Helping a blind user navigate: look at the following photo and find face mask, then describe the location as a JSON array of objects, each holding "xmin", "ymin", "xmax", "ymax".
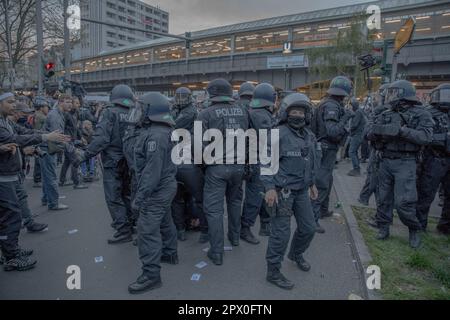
[{"xmin": 287, "ymin": 116, "xmax": 306, "ymax": 130}]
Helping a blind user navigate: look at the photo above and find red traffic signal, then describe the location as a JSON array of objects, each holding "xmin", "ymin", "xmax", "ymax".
[{"xmin": 45, "ymin": 62, "xmax": 55, "ymax": 71}]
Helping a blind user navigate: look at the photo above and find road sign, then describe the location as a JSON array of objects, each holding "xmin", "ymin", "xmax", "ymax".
[
  {"xmin": 394, "ymin": 17, "xmax": 416, "ymax": 54},
  {"xmin": 267, "ymin": 55, "xmax": 306, "ymax": 69}
]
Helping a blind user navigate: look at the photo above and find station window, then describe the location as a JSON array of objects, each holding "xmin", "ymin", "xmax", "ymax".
[
  {"xmin": 293, "ymin": 25, "xmax": 337, "ymax": 48},
  {"xmin": 190, "ymin": 37, "xmax": 232, "ymax": 57},
  {"xmin": 436, "ymin": 10, "xmax": 450, "ymax": 36},
  {"xmin": 103, "ymin": 54, "xmax": 126, "ymax": 69},
  {"xmin": 154, "ymin": 44, "xmax": 186, "ymax": 62},
  {"xmin": 125, "ymin": 50, "xmax": 152, "ymax": 65},
  {"xmin": 235, "ymin": 29, "xmax": 288, "ymax": 53}
]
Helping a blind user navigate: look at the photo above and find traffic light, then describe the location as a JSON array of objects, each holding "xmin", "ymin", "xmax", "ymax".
[{"xmin": 44, "ymin": 61, "xmax": 55, "ymax": 80}]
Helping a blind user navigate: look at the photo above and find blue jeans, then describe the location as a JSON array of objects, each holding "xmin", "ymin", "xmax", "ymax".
[
  {"xmin": 40, "ymin": 153, "xmax": 59, "ymax": 208},
  {"xmin": 81, "ymin": 158, "xmax": 95, "ymax": 176},
  {"xmin": 349, "ymin": 135, "xmax": 363, "ymax": 170}
]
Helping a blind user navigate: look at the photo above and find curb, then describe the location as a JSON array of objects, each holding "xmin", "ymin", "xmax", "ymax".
[{"xmin": 332, "ymin": 172, "xmax": 381, "ymax": 300}]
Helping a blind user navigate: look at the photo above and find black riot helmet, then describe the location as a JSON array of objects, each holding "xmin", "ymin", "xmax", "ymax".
[
  {"xmin": 135, "ymin": 92, "xmax": 175, "ymax": 126},
  {"xmin": 430, "ymin": 83, "xmax": 450, "ymax": 111},
  {"xmin": 33, "ymin": 96, "xmax": 49, "ymax": 110},
  {"xmin": 206, "ymin": 78, "xmax": 234, "ymax": 104},
  {"xmin": 327, "ymin": 76, "xmax": 353, "ymax": 97},
  {"xmin": 110, "ymin": 84, "xmax": 135, "ymax": 108},
  {"xmin": 238, "ymin": 82, "xmax": 256, "ymax": 98},
  {"xmin": 249, "ymin": 83, "xmax": 277, "ymax": 109},
  {"xmin": 279, "ymin": 93, "xmax": 313, "ymax": 124},
  {"xmin": 174, "ymin": 87, "xmax": 192, "ymax": 108},
  {"xmin": 350, "ymin": 97, "xmax": 359, "ymax": 111},
  {"xmin": 386, "ymin": 80, "xmax": 419, "ymax": 109},
  {"xmin": 377, "ymin": 83, "xmax": 390, "ymax": 105}
]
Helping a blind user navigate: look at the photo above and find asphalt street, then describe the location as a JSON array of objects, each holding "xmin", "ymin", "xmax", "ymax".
[{"xmin": 0, "ymin": 166, "xmax": 365, "ymax": 300}]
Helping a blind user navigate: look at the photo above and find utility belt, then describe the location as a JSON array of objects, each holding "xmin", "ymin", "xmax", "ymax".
[
  {"xmin": 318, "ymin": 140, "xmax": 339, "ymax": 151},
  {"xmin": 265, "ymin": 187, "xmax": 306, "ymax": 218},
  {"xmin": 381, "ymin": 150, "xmax": 417, "ymax": 160}
]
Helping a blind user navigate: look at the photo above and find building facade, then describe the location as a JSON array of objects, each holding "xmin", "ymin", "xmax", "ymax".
[
  {"xmin": 70, "ymin": 0, "xmax": 450, "ymax": 96},
  {"xmin": 80, "ymin": 0, "xmax": 169, "ymax": 58}
]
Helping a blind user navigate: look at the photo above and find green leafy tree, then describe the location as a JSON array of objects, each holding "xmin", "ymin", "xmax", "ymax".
[{"xmin": 306, "ymin": 14, "xmax": 374, "ymax": 98}]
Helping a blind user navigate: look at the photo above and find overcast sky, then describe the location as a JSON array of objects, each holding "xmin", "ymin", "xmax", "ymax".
[{"xmin": 144, "ymin": 0, "xmax": 373, "ymax": 34}]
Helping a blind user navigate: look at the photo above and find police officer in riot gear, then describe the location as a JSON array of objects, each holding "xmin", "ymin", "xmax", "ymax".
[
  {"xmin": 416, "ymin": 83, "xmax": 450, "ymax": 234},
  {"xmin": 311, "ymin": 76, "xmax": 354, "ymax": 233},
  {"xmin": 240, "ymin": 83, "xmax": 276, "ymax": 244},
  {"xmin": 262, "ymin": 93, "xmax": 319, "ymax": 290},
  {"xmin": 198, "ymin": 78, "xmax": 249, "ymax": 266},
  {"xmin": 128, "ymin": 92, "xmax": 178, "ymax": 294},
  {"xmin": 78, "ymin": 84, "xmax": 135, "ymax": 244},
  {"xmin": 123, "ymin": 103, "xmax": 145, "ymax": 242},
  {"xmin": 359, "ymin": 83, "xmax": 389, "ymax": 207},
  {"xmin": 347, "ymin": 98, "xmax": 366, "ymax": 176},
  {"xmin": 171, "ymin": 87, "xmax": 208, "ymax": 243},
  {"xmin": 237, "ymin": 82, "xmax": 256, "ymax": 108},
  {"xmin": 367, "ymin": 80, "xmax": 433, "ymax": 248}
]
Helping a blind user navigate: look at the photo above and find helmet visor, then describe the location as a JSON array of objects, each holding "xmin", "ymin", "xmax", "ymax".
[
  {"xmin": 386, "ymin": 87, "xmax": 405, "ymax": 103},
  {"xmin": 431, "ymin": 88, "xmax": 450, "ymax": 106},
  {"xmin": 175, "ymin": 93, "xmax": 191, "ymax": 106}
]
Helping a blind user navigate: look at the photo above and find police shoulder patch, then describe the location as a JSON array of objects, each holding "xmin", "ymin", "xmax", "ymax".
[{"xmin": 147, "ymin": 140, "xmax": 157, "ymax": 153}]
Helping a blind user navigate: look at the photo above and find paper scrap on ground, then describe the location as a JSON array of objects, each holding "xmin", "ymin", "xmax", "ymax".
[
  {"xmin": 348, "ymin": 293, "xmax": 364, "ymax": 300},
  {"xmin": 68, "ymin": 229, "xmax": 78, "ymax": 234},
  {"xmin": 94, "ymin": 256, "xmax": 103, "ymax": 263},
  {"xmin": 202, "ymin": 247, "xmax": 209, "ymax": 252},
  {"xmin": 191, "ymin": 274, "xmax": 201, "ymax": 281},
  {"xmin": 195, "ymin": 261, "xmax": 208, "ymax": 269}
]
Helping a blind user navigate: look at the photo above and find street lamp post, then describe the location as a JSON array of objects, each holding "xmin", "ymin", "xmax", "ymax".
[{"xmin": 36, "ymin": 0, "xmax": 44, "ymax": 95}]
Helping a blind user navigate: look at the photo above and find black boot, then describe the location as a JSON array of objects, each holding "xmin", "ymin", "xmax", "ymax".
[
  {"xmin": 0, "ymin": 248, "xmax": 33, "ymax": 265},
  {"xmin": 161, "ymin": 253, "xmax": 179, "ymax": 265},
  {"xmin": 320, "ymin": 210, "xmax": 333, "ymax": 219},
  {"xmin": 288, "ymin": 252, "xmax": 311, "ymax": 272},
  {"xmin": 358, "ymin": 197, "xmax": 369, "ymax": 206},
  {"xmin": 26, "ymin": 222, "xmax": 48, "ymax": 233},
  {"xmin": 409, "ymin": 229, "xmax": 421, "ymax": 249},
  {"xmin": 108, "ymin": 232, "xmax": 132, "ymax": 244},
  {"xmin": 376, "ymin": 226, "xmax": 390, "ymax": 240},
  {"xmin": 259, "ymin": 223, "xmax": 271, "ymax": 236},
  {"xmin": 227, "ymin": 233, "xmax": 239, "ymax": 246},
  {"xmin": 347, "ymin": 168, "xmax": 361, "ymax": 176},
  {"xmin": 207, "ymin": 250, "xmax": 223, "ymax": 266},
  {"xmin": 366, "ymin": 215, "xmax": 378, "ymax": 228},
  {"xmin": 3, "ymin": 256, "xmax": 37, "ymax": 272},
  {"xmin": 315, "ymin": 221, "xmax": 325, "ymax": 234},
  {"xmin": 240, "ymin": 227, "xmax": 259, "ymax": 245},
  {"xmin": 128, "ymin": 274, "xmax": 162, "ymax": 294},
  {"xmin": 266, "ymin": 266, "xmax": 294, "ymax": 290},
  {"xmin": 73, "ymin": 184, "xmax": 89, "ymax": 190}
]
